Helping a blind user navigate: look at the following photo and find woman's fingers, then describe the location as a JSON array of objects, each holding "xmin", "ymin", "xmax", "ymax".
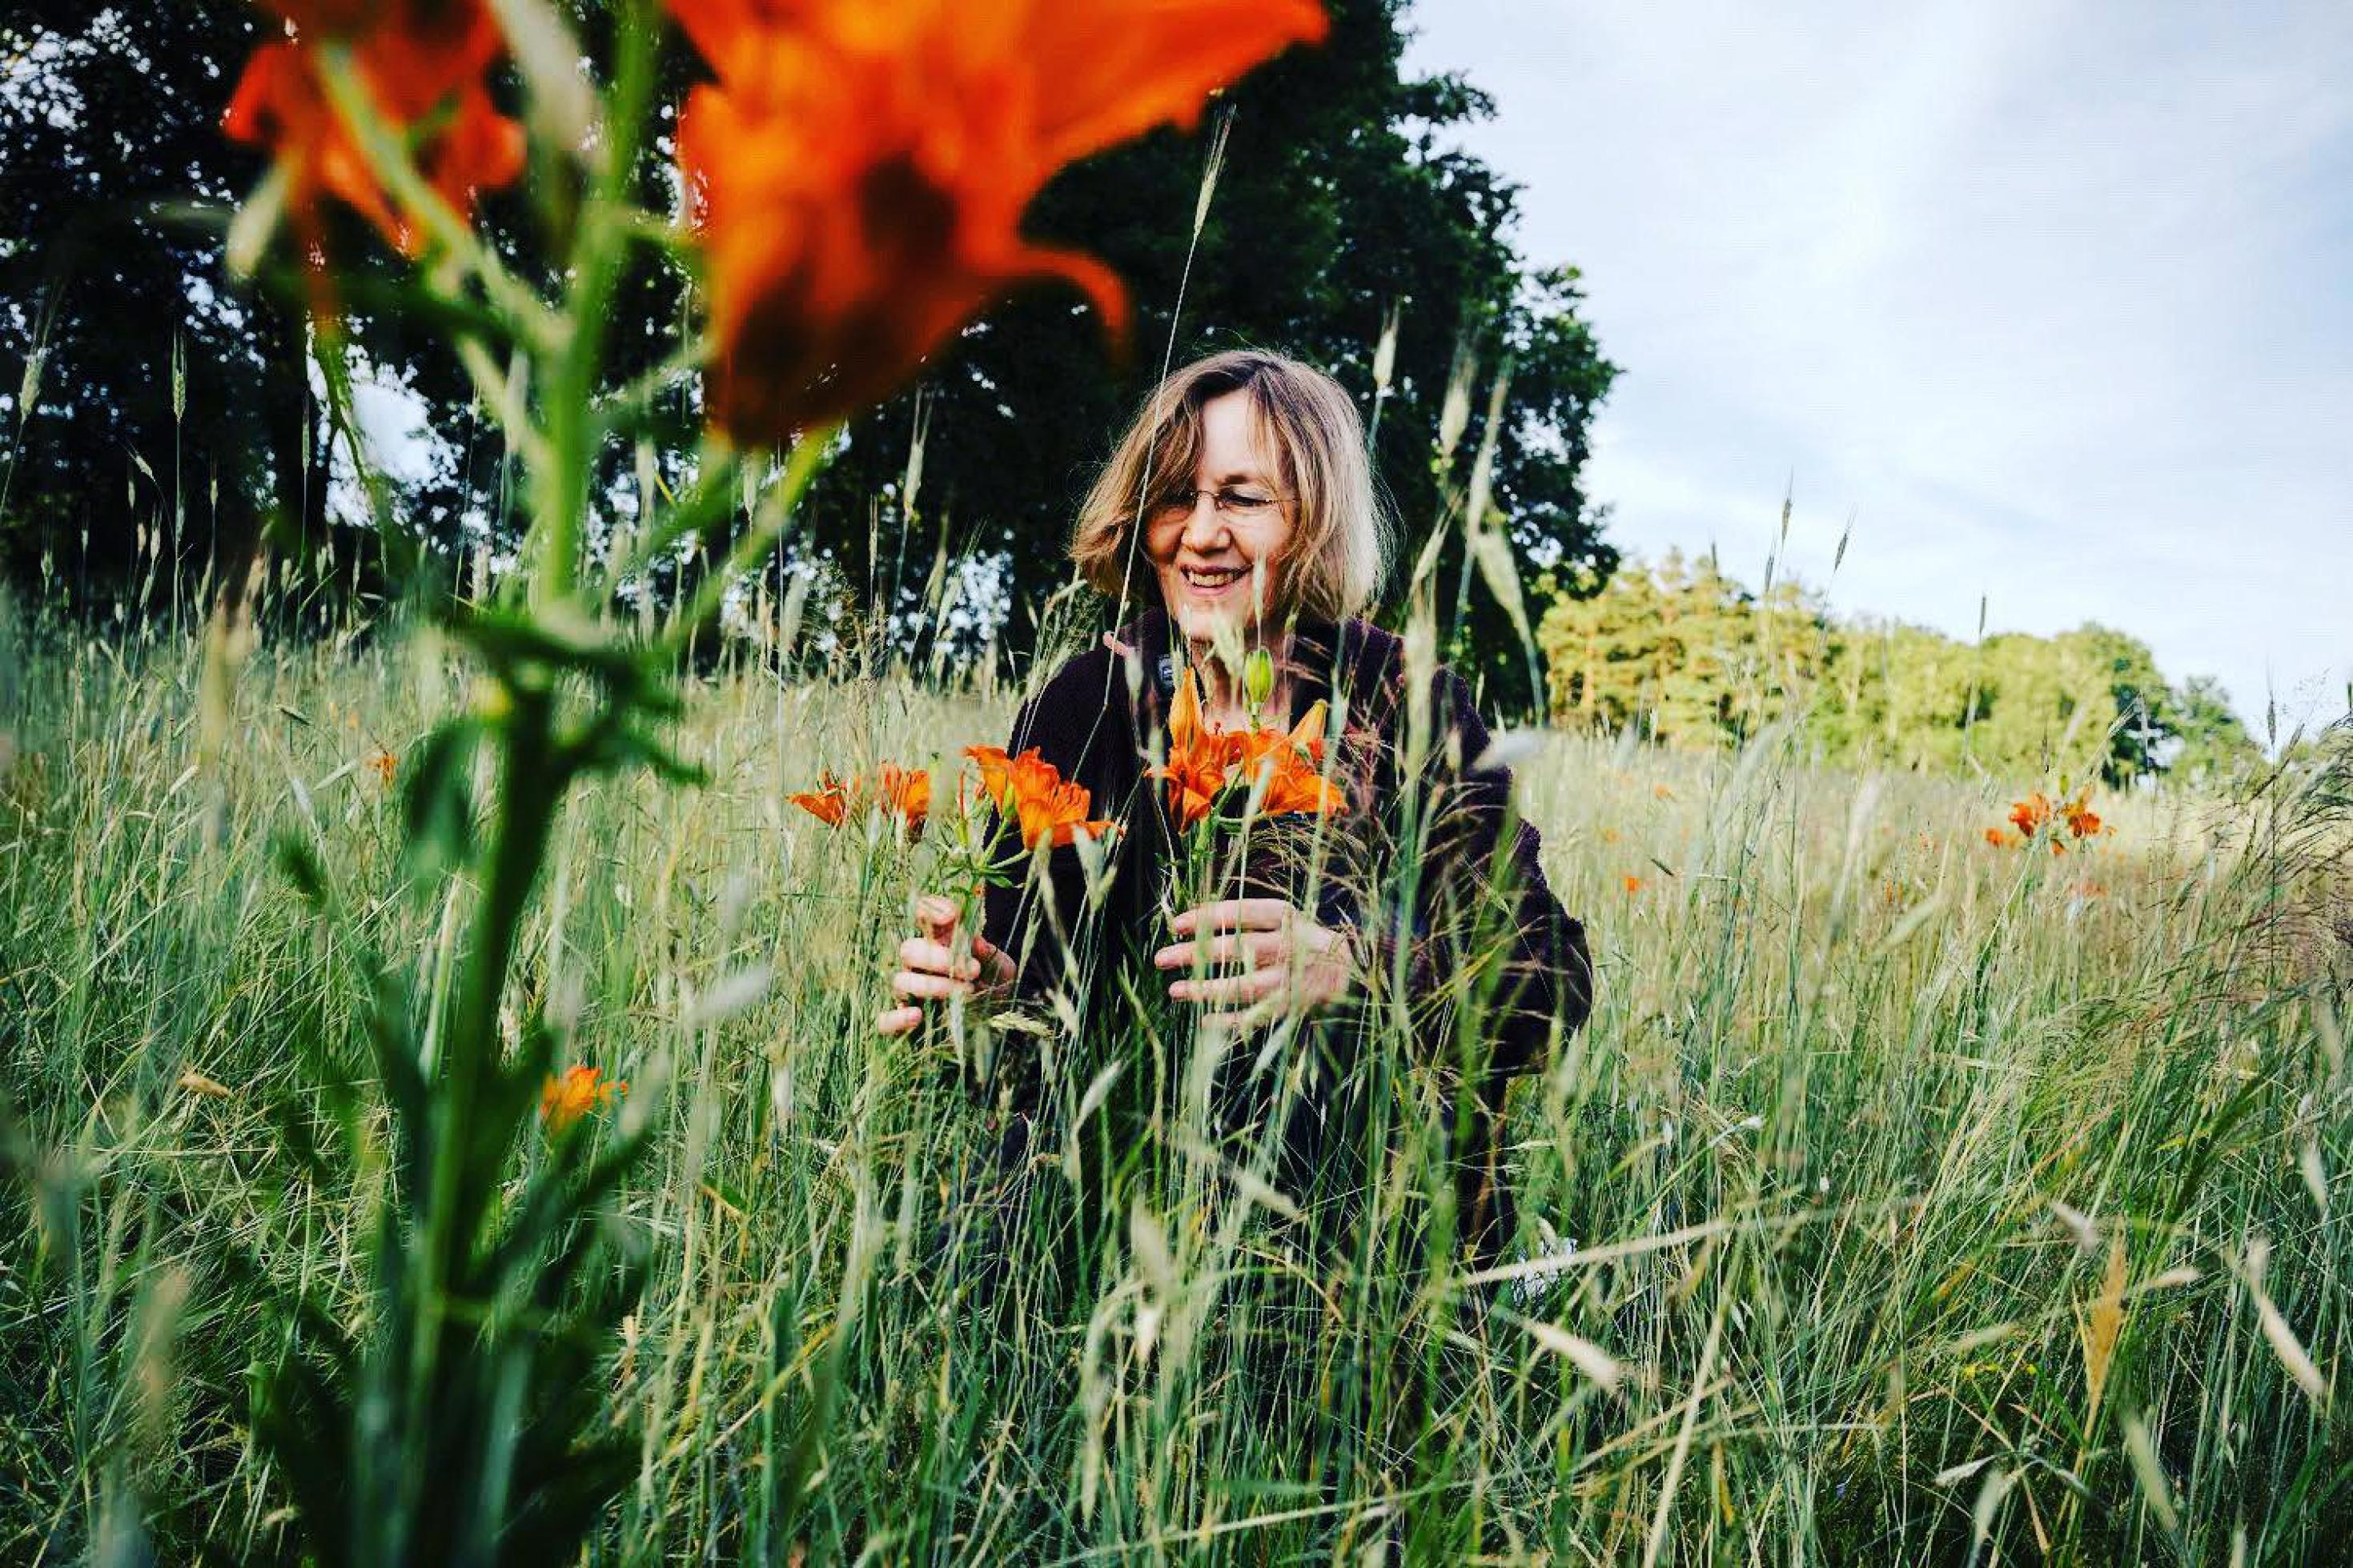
[
  {"xmin": 874, "ymin": 1005, "xmax": 924, "ymax": 1037},
  {"xmin": 1169, "ymin": 968, "xmax": 1283, "ymax": 1005},
  {"xmin": 1152, "ymin": 930, "xmax": 1285, "ymax": 970},
  {"xmin": 891, "ymin": 968, "xmax": 973, "ymax": 1002},
  {"xmin": 1170, "ymin": 897, "xmax": 1295, "ymax": 936},
  {"xmin": 898, "ymin": 934, "xmax": 982, "ymax": 981}
]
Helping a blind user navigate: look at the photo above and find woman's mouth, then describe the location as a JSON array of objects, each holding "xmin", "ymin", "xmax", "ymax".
[{"xmin": 1181, "ymin": 563, "xmax": 1249, "ymax": 596}]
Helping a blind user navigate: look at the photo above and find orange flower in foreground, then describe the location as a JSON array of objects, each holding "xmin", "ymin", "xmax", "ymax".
[
  {"xmin": 540, "ymin": 1064, "xmax": 627, "ymax": 1134},
  {"xmin": 965, "ymin": 745, "xmax": 1114, "ymax": 849},
  {"xmin": 669, "ymin": 0, "xmax": 1327, "ymax": 443},
  {"xmin": 223, "ymin": 0, "xmax": 523, "ymax": 263},
  {"xmin": 1152, "ymin": 667, "xmax": 1341, "ymax": 829},
  {"xmin": 364, "ymin": 746, "xmax": 397, "ymax": 785}
]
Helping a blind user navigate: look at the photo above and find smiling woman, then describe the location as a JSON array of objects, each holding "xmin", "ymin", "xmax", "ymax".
[{"xmin": 881, "ymin": 349, "xmax": 1593, "ymax": 1277}]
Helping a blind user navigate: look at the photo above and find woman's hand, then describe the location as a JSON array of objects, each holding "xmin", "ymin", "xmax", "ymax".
[
  {"xmin": 875, "ymin": 892, "xmax": 1017, "ymax": 1037},
  {"xmin": 1154, "ymin": 896, "xmax": 1355, "ymax": 1030}
]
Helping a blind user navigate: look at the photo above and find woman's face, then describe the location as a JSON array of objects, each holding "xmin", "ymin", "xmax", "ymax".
[{"xmin": 1146, "ymin": 390, "xmax": 1295, "ymax": 646}]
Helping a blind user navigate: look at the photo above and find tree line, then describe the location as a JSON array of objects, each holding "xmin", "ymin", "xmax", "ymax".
[{"xmin": 1537, "ymin": 550, "xmax": 2264, "ymax": 786}]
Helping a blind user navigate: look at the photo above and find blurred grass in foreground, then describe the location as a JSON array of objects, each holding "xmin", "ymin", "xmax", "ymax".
[{"xmin": 2, "ymin": 590, "xmax": 2347, "ymax": 1563}]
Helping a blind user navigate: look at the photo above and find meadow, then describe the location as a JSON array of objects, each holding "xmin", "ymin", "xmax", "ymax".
[{"xmin": 3, "ymin": 586, "xmax": 2347, "ymax": 1564}]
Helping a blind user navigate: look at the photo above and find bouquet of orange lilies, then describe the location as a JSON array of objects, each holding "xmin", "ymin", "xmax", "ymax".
[
  {"xmin": 1154, "ymin": 662, "xmax": 1348, "ymax": 832},
  {"xmin": 1148, "ymin": 659, "xmax": 1350, "ymax": 944}
]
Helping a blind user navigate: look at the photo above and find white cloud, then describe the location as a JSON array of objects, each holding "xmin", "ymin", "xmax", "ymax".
[{"xmin": 1406, "ymin": 0, "xmax": 2353, "ymax": 736}]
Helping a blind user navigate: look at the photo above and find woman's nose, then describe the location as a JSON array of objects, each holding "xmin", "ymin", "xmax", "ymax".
[{"xmin": 1179, "ymin": 492, "xmax": 1229, "ymax": 551}]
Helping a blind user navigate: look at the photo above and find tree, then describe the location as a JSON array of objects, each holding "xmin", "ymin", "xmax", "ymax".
[
  {"xmin": 3, "ymin": 0, "xmax": 1617, "ymax": 698},
  {"xmin": 1540, "ymin": 553, "xmax": 2260, "ymax": 787}
]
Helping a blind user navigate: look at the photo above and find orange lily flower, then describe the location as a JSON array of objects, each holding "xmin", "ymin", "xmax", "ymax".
[
  {"xmin": 540, "ymin": 1064, "xmax": 627, "ymax": 1134},
  {"xmin": 1620, "ymin": 874, "xmax": 1644, "ymax": 895},
  {"xmin": 2063, "ymin": 791, "xmax": 2102, "ymax": 840},
  {"xmin": 788, "ymin": 769, "xmax": 853, "ymax": 826},
  {"xmin": 789, "ymin": 764, "xmax": 932, "ymax": 833},
  {"xmin": 223, "ymin": 0, "xmax": 523, "ymax": 264},
  {"xmin": 965, "ymin": 745, "xmax": 1115, "ymax": 849},
  {"xmin": 364, "ymin": 746, "xmax": 398, "ymax": 785},
  {"xmin": 875, "ymin": 764, "xmax": 932, "ymax": 827},
  {"xmin": 669, "ymin": 0, "xmax": 1327, "ymax": 443},
  {"xmin": 1153, "ymin": 666, "xmax": 1341, "ymax": 829},
  {"xmin": 2007, "ymin": 792, "xmax": 2053, "ymax": 836},
  {"xmin": 1983, "ymin": 827, "xmax": 2015, "ymax": 848}
]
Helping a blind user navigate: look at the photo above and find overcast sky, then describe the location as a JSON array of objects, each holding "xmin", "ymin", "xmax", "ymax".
[{"xmin": 1403, "ymin": 0, "xmax": 2351, "ymax": 739}]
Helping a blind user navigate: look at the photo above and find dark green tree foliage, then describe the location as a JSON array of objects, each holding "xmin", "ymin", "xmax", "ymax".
[
  {"xmin": 0, "ymin": 5, "xmax": 707, "ymax": 621},
  {"xmin": 2, "ymin": 0, "xmax": 1616, "ymax": 698},
  {"xmin": 0, "ymin": 2, "xmax": 316, "ymax": 599},
  {"xmin": 1539, "ymin": 554, "xmax": 2266, "ymax": 785}
]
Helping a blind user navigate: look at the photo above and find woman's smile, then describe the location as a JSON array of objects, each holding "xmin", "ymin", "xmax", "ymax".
[{"xmin": 1178, "ymin": 561, "xmax": 1251, "ymax": 596}]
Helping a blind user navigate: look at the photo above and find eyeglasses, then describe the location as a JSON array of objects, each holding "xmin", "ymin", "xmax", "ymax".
[{"xmin": 1149, "ymin": 486, "xmax": 1291, "ymax": 524}]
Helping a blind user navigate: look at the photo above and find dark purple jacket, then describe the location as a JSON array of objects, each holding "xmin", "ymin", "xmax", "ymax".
[{"xmin": 978, "ymin": 607, "xmax": 1592, "ymax": 1264}]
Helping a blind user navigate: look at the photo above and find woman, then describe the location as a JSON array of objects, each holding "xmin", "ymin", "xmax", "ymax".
[{"xmin": 878, "ymin": 348, "xmax": 1592, "ymax": 1273}]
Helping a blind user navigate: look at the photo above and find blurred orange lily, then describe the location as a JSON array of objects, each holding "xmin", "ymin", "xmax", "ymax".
[
  {"xmin": 669, "ymin": 0, "xmax": 1327, "ymax": 443},
  {"xmin": 788, "ymin": 769, "xmax": 853, "ymax": 826},
  {"xmin": 2063, "ymin": 791, "xmax": 2103, "ymax": 840},
  {"xmin": 1620, "ymin": 874, "xmax": 1645, "ymax": 895},
  {"xmin": 789, "ymin": 764, "xmax": 931, "ymax": 833},
  {"xmin": 2007, "ymin": 792, "xmax": 2054, "ymax": 836},
  {"xmin": 965, "ymin": 745, "xmax": 1114, "ymax": 849},
  {"xmin": 223, "ymin": 0, "xmax": 523, "ymax": 264},
  {"xmin": 540, "ymin": 1064, "xmax": 626, "ymax": 1134}
]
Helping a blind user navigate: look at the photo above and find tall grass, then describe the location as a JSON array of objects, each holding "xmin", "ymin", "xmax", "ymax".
[{"xmin": 3, "ymin": 587, "xmax": 2347, "ymax": 1562}]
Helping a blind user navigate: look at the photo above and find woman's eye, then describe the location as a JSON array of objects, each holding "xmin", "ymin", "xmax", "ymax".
[{"xmin": 1224, "ymin": 491, "xmax": 1273, "ymax": 511}]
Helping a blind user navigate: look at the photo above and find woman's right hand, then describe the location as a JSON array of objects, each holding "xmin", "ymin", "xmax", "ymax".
[{"xmin": 875, "ymin": 892, "xmax": 1018, "ymax": 1037}]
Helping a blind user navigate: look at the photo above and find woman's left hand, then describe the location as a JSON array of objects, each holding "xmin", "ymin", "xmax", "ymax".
[{"xmin": 1154, "ymin": 897, "xmax": 1355, "ymax": 1029}]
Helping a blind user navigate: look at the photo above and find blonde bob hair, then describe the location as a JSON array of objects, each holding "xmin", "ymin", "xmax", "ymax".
[{"xmin": 1070, "ymin": 349, "xmax": 1389, "ymax": 622}]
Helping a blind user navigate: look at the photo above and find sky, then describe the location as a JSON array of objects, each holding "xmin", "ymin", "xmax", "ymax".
[{"xmin": 1403, "ymin": 0, "xmax": 2351, "ymax": 740}]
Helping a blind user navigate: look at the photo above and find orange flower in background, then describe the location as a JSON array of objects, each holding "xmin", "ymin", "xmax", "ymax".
[
  {"xmin": 1620, "ymin": 875, "xmax": 1645, "ymax": 895},
  {"xmin": 2063, "ymin": 791, "xmax": 2103, "ymax": 840},
  {"xmin": 2007, "ymin": 791, "xmax": 2054, "ymax": 837},
  {"xmin": 364, "ymin": 746, "xmax": 398, "ymax": 785},
  {"xmin": 1984, "ymin": 827, "xmax": 2015, "ymax": 848},
  {"xmin": 789, "ymin": 765, "xmax": 932, "ymax": 833},
  {"xmin": 669, "ymin": 0, "xmax": 1327, "ymax": 443},
  {"xmin": 224, "ymin": 0, "xmax": 523, "ymax": 263},
  {"xmin": 965, "ymin": 745, "xmax": 1114, "ymax": 849},
  {"xmin": 540, "ymin": 1064, "xmax": 627, "ymax": 1134},
  {"xmin": 788, "ymin": 769, "xmax": 853, "ymax": 826},
  {"xmin": 874, "ymin": 764, "xmax": 932, "ymax": 827}
]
